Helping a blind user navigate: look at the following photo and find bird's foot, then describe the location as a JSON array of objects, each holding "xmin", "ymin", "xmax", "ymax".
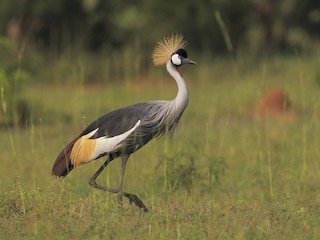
[{"xmin": 117, "ymin": 192, "xmax": 149, "ymax": 212}]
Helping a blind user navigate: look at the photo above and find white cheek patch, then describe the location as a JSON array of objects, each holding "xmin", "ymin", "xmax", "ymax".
[
  {"xmin": 171, "ymin": 54, "xmax": 181, "ymax": 66},
  {"xmin": 90, "ymin": 120, "xmax": 141, "ymax": 160}
]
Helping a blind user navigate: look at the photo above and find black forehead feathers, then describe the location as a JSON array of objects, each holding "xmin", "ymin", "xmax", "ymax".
[{"xmin": 176, "ymin": 49, "xmax": 188, "ymax": 58}]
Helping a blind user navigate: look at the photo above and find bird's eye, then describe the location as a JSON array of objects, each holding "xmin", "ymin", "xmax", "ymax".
[{"xmin": 171, "ymin": 53, "xmax": 182, "ymax": 66}]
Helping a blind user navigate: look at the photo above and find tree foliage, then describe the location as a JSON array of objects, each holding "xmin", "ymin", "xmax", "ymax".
[{"xmin": 0, "ymin": 0, "xmax": 319, "ymax": 55}]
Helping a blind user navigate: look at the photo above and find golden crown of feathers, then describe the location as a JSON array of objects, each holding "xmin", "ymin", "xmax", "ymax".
[{"xmin": 152, "ymin": 34, "xmax": 187, "ymax": 66}]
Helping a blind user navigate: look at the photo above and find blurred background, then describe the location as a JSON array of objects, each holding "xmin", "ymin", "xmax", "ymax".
[
  {"xmin": 1, "ymin": 0, "xmax": 320, "ymax": 54},
  {"xmin": 0, "ymin": 0, "xmax": 320, "ymax": 126}
]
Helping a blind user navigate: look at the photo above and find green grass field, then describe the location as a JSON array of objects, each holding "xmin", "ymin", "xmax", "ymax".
[{"xmin": 1, "ymin": 54, "xmax": 320, "ymax": 239}]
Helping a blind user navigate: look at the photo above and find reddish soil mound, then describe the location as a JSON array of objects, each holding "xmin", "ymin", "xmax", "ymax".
[{"xmin": 249, "ymin": 88, "xmax": 298, "ymax": 120}]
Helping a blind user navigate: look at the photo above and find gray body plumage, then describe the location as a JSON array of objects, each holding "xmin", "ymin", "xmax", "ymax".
[{"xmin": 82, "ymin": 99, "xmax": 187, "ymax": 158}]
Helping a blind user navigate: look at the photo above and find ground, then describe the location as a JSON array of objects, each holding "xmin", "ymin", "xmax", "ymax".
[{"xmin": 1, "ymin": 55, "xmax": 320, "ymax": 239}]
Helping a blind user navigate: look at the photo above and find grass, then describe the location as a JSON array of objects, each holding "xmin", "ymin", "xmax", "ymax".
[{"xmin": 1, "ymin": 53, "xmax": 320, "ymax": 239}]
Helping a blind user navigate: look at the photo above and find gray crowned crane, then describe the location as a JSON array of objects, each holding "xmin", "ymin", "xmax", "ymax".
[{"xmin": 52, "ymin": 34, "xmax": 196, "ymax": 212}]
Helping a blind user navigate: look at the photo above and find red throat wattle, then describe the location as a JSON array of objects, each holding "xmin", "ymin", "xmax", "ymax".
[{"xmin": 176, "ymin": 67, "xmax": 181, "ymax": 75}]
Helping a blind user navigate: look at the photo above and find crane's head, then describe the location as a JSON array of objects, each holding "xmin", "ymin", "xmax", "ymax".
[
  {"xmin": 152, "ymin": 34, "xmax": 196, "ymax": 67},
  {"xmin": 171, "ymin": 48, "xmax": 196, "ymax": 66}
]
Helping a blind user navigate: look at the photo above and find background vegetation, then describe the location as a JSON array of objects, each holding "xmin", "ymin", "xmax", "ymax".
[{"xmin": 1, "ymin": 0, "xmax": 320, "ymax": 239}]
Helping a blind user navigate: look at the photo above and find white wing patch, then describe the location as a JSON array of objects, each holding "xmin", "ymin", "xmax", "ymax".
[{"xmin": 89, "ymin": 120, "xmax": 141, "ymax": 161}]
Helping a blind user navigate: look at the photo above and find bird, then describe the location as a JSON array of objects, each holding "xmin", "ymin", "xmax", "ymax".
[{"xmin": 52, "ymin": 34, "xmax": 196, "ymax": 212}]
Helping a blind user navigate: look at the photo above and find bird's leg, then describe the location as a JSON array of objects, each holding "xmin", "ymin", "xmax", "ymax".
[
  {"xmin": 116, "ymin": 155, "xmax": 149, "ymax": 212},
  {"xmin": 89, "ymin": 154, "xmax": 149, "ymax": 212},
  {"xmin": 116, "ymin": 155, "xmax": 129, "ymax": 204},
  {"xmin": 88, "ymin": 155, "xmax": 119, "ymax": 193}
]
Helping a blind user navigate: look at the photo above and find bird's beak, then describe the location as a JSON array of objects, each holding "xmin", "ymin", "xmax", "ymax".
[{"xmin": 182, "ymin": 57, "xmax": 196, "ymax": 65}]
